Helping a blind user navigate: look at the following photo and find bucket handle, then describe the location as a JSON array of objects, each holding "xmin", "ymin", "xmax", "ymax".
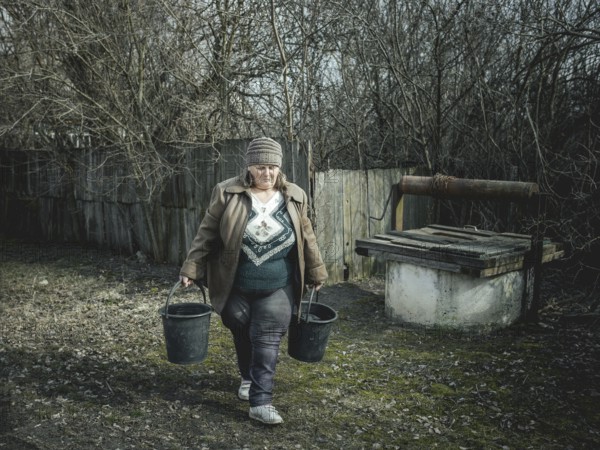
[
  {"xmin": 302, "ymin": 287, "xmax": 318, "ymax": 323},
  {"xmin": 165, "ymin": 281, "xmax": 207, "ymax": 319}
]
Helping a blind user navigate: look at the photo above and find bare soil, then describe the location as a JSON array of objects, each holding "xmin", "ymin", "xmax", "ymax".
[{"xmin": 1, "ymin": 239, "xmax": 599, "ymax": 449}]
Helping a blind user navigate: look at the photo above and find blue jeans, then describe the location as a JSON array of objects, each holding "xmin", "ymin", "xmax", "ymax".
[{"xmin": 220, "ymin": 285, "xmax": 293, "ymax": 407}]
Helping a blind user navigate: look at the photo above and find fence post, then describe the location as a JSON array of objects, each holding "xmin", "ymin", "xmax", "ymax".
[{"xmin": 525, "ymin": 193, "xmax": 546, "ymax": 323}]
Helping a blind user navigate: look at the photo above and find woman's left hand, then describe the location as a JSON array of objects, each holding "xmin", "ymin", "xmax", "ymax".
[{"xmin": 310, "ymin": 282, "xmax": 324, "ymax": 292}]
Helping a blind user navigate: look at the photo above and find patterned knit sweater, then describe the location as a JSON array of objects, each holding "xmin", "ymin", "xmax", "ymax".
[{"xmin": 234, "ymin": 191, "xmax": 296, "ymax": 292}]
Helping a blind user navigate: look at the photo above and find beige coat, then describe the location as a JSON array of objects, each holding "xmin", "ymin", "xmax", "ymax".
[{"xmin": 180, "ymin": 176, "xmax": 328, "ymax": 314}]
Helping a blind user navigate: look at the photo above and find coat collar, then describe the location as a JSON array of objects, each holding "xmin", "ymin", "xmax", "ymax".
[{"xmin": 224, "ymin": 177, "xmax": 305, "ymax": 203}]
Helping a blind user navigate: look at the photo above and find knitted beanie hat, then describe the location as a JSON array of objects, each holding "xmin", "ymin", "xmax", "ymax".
[{"xmin": 245, "ymin": 137, "xmax": 283, "ymax": 167}]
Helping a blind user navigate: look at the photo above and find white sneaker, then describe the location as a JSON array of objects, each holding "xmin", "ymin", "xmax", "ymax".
[
  {"xmin": 249, "ymin": 404, "xmax": 283, "ymax": 424},
  {"xmin": 238, "ymin": 380, "xmax": 251, "ymax": 401}
]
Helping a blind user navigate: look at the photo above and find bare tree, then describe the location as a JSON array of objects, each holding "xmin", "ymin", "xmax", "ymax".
[
  {"xmin": 0, "ymin": 0, "xmax": 282, "ymax": 259},
  {"xmin": 1, "ymin": 0, "xmax": 599, "ymax": 284}
]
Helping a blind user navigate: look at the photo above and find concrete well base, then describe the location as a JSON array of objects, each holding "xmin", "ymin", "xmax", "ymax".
[{"xmin": 385, "ymin": 260, "xmax": 525, "ymax": 330}]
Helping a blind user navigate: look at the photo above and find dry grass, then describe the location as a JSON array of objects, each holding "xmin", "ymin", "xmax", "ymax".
[{"xmin": 1, "ymin": 239, "xmax": 599, "ymax": 449}]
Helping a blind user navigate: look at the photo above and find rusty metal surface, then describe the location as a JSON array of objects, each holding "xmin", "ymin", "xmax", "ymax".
[{"xmin": 398, "ymin": 175, "xmax": 539, "ymax": 201}]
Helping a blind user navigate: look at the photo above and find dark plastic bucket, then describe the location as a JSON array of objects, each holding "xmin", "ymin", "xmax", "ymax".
[
  {"xmin": 288, "ymin": 290, "xmax": 337, "ymax": 363},
  {"xmin": 159, "ymin": 281, "xmax": 212, "ymax": 365}
]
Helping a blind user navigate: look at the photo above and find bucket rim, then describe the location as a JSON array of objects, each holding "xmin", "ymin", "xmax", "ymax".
[
  {"xmin": 162, "ymin": 281, "xmax": 210, "ymax": 319},
  {"xmin": 296, "ymin": 300, "xmax": 338, "ymax": 324},
  {"xmin": 159, "ymin": 302, "xmax": 213, "ymax": 319}
]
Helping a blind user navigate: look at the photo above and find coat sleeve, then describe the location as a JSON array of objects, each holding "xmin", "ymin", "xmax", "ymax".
[
  {"xmin": 179, "ymin": 183, "xmax": 228, "ymax": 281},
  {"xmin": 299, "ymin": 190, "xmax": 328, "ymax": 284}
]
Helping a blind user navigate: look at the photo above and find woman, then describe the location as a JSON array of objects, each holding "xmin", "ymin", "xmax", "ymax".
[{"xmin": 179, "ymin": 137, "xmax": 328, "ymax": 425}]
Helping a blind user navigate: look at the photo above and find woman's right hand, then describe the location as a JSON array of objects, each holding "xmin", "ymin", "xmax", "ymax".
[{"xmin": 179, "ymin": 275, "xmax": 194, "ymax": 288}]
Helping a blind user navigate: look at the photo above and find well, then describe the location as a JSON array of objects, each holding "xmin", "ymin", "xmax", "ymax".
[
  {"xmin": 357, "ymin": 224, "xmax": 563, "ymax": 330},
  {"xmin": 355, "ymin": 176, "xmax": 564, "ymax": 331}
]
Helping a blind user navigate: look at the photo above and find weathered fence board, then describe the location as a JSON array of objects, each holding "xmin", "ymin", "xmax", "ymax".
[
  {"xmin": 313, "ymin": 170, "xmax": 345, "ymax": 282},
  {"xmin": 342, "ymin": 171, "xmax": 364, "ymax": 279}
]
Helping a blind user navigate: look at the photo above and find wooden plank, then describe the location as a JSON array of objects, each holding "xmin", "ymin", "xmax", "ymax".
[
  {"xmin": 375, "ymin": 232, "xmax": 559, "ymax": 254},
  {"xmin": 408, "ymin": 229, "xmax": 479, "ymax": 240},
  {"xmin": 498, "ymin": 231, "xmax": 532, "ymax": 240},
  {"xmin": 356, "ymin": 170, "xmax": 370, "ymax": 278},
  {"xmin": 389, "ymin": 235, "xmax": 501, "ymax": 257},
  {"xmin": 342, "ymin": 171, "xmax": 352, "ymax": 280},
  {"xmin": 315, "ymin": 170, "xmax": 345, "ymax": 283},
  {"xmin": 366, "ymin": 169, "xmax": 384, "ymax": 274},
  {"xmin": 392, "ymin": 233, "xmax": 466, "ymax": 246},
  {"xmin": 375, "ymin": 234, "xmax": 462, "ymax": 250},
  {"xmin": 356, "ymin": 237, "xmax": 489, "ymax": 269},
  {"xmin": 366, "ymin": 169, "xmax": 384, "ymax": 236},
  {"xmin": 386, "ymin": 229, "xmax": 533, "ymax": 258},
  {"xmin": 387, "ymin": 225, "xmax": 496, "ymax": 244},
  {"xmin": 373, "ymin": 234, "xmax": 396, "ymax": 241},
  {"xmin": 438, "ymin": 238, "xmax": 526, "ymax": 259},
  {"xmin": 358, "ymin": 248, "xmax": 464, "ymax": 273},
  {"xmin": 424, "ymin": 224, "xmax": 497, "ymax": 237},
  {"xmin": 358, "ymin": 242, "xmax": 564, "ymax": 278},
  {"xmin": 438, "ymin": 238, "xmax": 530, "ymax": 257},
  {"xmin": 344, "ymin": 170, "xmax": 369, "ymax": 280},
  {"xmin": 355, "ymin": 235, "xmax": 561, "ymax": 271},
  {"xmin": 479, "ymin": 250, "xmax": 565, "ymax": 277}
]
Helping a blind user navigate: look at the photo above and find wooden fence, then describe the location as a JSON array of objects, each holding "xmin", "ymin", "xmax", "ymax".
[
  {"xmin": 0, "ymin": 141, "xmax": 308, "ymax": 263},
  {"xmin": 0, "ymin": 144, "xmax": 429, "ymax": 282},
  {"xmin": 313, "ymin": 168, "xmax": 429, "ymax": 282}
]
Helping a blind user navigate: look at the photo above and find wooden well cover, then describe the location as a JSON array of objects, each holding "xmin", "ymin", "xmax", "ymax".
[{"xmin": 355, "ymin": 224, "xmax": 563, "ymax": 278}]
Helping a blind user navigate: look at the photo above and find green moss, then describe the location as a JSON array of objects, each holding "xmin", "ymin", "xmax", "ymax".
[{"xmin": 429, "ymin": 383, "xmax": 456, "ymax": 396}]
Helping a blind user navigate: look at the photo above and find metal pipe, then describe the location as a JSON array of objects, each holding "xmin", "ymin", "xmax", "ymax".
[{"xmin": 398, "ymin": 175, "xmax": 539, "ymax": 201}]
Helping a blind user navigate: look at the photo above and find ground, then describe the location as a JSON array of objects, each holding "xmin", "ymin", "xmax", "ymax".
[{"xmin": 0, "ymin": 239, "xmax": 599, "ymax": 450}]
